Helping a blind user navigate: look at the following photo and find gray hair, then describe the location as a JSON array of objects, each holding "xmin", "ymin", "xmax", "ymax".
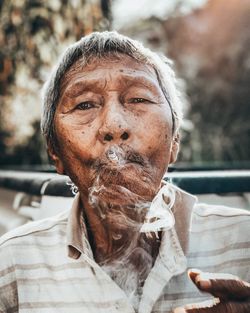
[{"xmin": 41, "ymin": 31, "xmax": 183, "ymax": 147}]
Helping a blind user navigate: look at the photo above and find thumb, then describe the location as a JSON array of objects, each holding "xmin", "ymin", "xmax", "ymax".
[{"xmin": 188, "ymin": 269, "xmax": 250, "ymax": 301}]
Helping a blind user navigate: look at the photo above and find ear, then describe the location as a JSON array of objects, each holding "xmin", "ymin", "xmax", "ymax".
[
  {"xmin": 47, "ymin": 143, "xmax": 65, "ymax": 175},
  {"xmin": 169, "ymin": 133, "xmax": 180, "ymax": 164}
]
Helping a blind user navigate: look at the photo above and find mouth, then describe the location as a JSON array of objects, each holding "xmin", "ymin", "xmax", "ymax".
[
  {"xmin": 126, "ymin": 151, "xmax": 145, "ymax": 167},
  {"xmin": 93, "ymin": 145, "xmax": 146, "ymax": 171},
  {"xmin": 88, "ymin": 144, "xmax": 155, "ymax": 202}
]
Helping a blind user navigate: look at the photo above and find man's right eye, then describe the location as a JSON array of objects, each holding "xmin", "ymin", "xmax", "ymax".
[{"xmin": 76, "ymin": 102, "xmax": 94, "ymax": 110}]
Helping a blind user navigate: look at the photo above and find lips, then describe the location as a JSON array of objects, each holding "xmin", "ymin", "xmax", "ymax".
[
  {"xmin": 93, "ymin": 145, "xmax": 147, "ymax": 170},
  {"xmin": 126, "ymin": 151, "xmax": 145, "ymax": 166},
  {"xmin": 88, "ymin": 144, "xmax": 155, "ymax": 203}
]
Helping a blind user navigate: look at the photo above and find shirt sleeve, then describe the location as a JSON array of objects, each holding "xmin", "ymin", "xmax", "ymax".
[{"xmin": 0, "ymin": 241, "xmax": 18, "ymax": 313}]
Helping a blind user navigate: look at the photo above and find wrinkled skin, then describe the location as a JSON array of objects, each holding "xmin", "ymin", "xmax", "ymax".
[
  {"xmin": 51, "ymin": 55, "xmax": 178, "ymax": 202},
  {"xmin": 49, "ymin": 54, "xmax": 179, "ymax": 262},
  {"xmin": 49, "ymin": 54, "xmax": 249, "ymax": 310}
]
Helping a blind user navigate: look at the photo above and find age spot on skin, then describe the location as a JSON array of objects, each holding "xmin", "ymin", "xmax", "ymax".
[{"xmin": 165, "ymin": 133, "xmax": 169, "ymax": 140}]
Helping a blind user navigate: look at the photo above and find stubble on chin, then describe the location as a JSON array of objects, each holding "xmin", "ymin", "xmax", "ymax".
[{"xmin": 87, "ymin": 165, "xmax": 159, "ymax": 233}]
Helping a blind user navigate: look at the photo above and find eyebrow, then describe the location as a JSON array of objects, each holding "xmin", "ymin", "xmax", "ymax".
[
  {"xmin": 61, "ymin": 74, "xmax": 162, "ymax": 99},
  {"xmin": 62, "ymin": 81, "xmax": 105, "ymax": 98},
  {"xmin": 122, "ymin": 75, "xmax": 162, "ymax": 92}
]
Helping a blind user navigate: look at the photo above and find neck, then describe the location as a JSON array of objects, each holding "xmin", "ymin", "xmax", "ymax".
[
  {"xmin": 81, "ymin": 195, "xmax": 160, "ymax": 265},
  {"xmin": 82, "ymin": 196, "xmax": 160, "ymax": 308}
]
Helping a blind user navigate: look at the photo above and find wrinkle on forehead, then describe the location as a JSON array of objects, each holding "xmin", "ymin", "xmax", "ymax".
[
  {"xmin": 62, "ymin": 75, "xmax": 164, "ymax": 98},
  {"xmin": 59, "ymin": 54, "xmax": 163, "ymax": 101},
  {"xmin": 61, "ymin": 54, "xmax": 154, "ymax": 90}
]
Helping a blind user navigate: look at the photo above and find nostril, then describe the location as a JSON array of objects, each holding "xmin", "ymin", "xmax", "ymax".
[
  {"xmin": 121, "ymin": 132, "xmax": 129, "ymax": 140},
  {"xmin": 104, "ymin": 133, "xmax": 113, "ymax": 141}
]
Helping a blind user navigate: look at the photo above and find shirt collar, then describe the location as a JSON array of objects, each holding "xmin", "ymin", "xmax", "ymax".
[
  {"xmin": 66, "ymin": 183, "xmax": 197, "ymax": 259},
  {"xmin": 168, "ymin": 183, "xmax": 197, "ymax": 253},
  {"xmin": 66, "ymin": 193, "xmax": 93, "ymax": 259}
]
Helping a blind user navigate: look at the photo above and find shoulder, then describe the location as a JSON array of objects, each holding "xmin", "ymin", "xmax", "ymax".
[
  {"xmin": 189, "ymin": 203, "xmax": 250, "ymax": 281},
  {"xmin": 0, "ymin": 209, "xmax": 69, "ymax": 248},
  {"xmin": 193, "ymin": 202, "xmax": 250, "ymax": 219},
  {"xmin": 192, "ymin": 202, "xmax": 250, "ymax": 233}
]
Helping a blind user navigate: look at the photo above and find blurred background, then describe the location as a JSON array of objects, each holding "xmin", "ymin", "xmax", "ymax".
[{"xmin": 0, "ymin": 0, "xmax": 250, "ymax": 171}]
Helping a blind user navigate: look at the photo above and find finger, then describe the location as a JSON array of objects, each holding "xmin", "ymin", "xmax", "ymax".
[
  {"xmin": 209, "ymin": 279, "xmax": 250, "ymax": 301},
  {"xmin": 174, "ymin": 300, "xmax": 250, "ymax": 313},
  {"xmin": 188, "ymin": 269, "xmax": 239, "ymax": 287},
  {"xmin": 188, "ymin": 270, "xmax": 250, "ymax": 300},
  {"xmin": 188, "ymin": 268, "xmax": 202, "ymax": 284}
]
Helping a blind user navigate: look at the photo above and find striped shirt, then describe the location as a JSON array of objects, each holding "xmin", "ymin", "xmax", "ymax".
[{"xmin": 0, "ymin": 184, "xmax": 250, "ymax": 313}]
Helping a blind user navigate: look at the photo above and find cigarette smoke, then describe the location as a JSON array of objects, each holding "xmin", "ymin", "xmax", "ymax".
[{"xmin": 87, "ymin": 144, "xmax": 175, "ymax": 310}]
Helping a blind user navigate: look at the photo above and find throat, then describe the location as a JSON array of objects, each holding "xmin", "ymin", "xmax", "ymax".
[
  {"xmin": 83, "ymin": 199, "xmax": 161, "ymax": 309},
  {"xmin": 85, "ymin": 201, "xmax": 159, "ymax": 264}
]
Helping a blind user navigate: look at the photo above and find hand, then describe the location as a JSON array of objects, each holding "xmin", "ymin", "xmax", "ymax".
[{"xmin": 173, "ymin": 269, "xmax": 250, "ymax": 313}]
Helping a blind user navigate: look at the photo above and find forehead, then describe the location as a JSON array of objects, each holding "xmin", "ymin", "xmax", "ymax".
[{"xmin": 61, "ymin": 54, "xmax": 160, "ymax": 90}]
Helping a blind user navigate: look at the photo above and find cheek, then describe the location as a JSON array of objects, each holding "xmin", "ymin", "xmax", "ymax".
[
  {"xmin": 141, "ymin": 111, "xmax": 173, "ymax": 173},
  {"xmin": 55, "ymin": 117, "xmax": 96, "ymax": 159},
  {"xmin": 54, "ymin": 127, "xmax": 94, "ymax": 189},
  {"xmin": 138, "ymin": 110, "xmax": 173, "ymax": 154}
]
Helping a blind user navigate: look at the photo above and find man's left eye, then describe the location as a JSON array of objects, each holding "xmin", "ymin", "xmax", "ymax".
[{"xmin": 129, "ymin": 98, "xmax": 148, "ymax": 103}]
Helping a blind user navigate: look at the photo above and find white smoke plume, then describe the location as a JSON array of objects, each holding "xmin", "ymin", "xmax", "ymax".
[{"xmin": 87, "ymin": 144, "xmax": 176, "ymax": 310}]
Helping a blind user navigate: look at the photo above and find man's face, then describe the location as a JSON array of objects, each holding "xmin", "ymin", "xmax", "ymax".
[{"xmin": 50, "ymin": 55, "xmax": 178, "ymax": 205}]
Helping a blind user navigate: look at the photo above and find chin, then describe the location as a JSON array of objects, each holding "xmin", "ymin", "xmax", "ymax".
[{"xmin": 88, "ymin": 165, "xmax": 158, "ymax": 207}]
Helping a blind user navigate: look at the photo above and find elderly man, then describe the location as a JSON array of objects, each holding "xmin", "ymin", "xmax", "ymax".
[{"xmin": 0, "ymin": 32, "xmax": 249, "ymax": 313}]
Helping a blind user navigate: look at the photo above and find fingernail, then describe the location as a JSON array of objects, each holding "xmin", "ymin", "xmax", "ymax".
[
  {"xmin": 188, "ymin": 268, "xmax": 202, "ymax": 275},
  {"xmin": 198, "ymin": 279, "xmax": 211, "ymax": 289},
  {"xmin": 173, "ymin": 308, "xmax": 186, "ymax": 313},
  {"xmin": 188, "ymin": 268, "xmax": 201, "ymax": 278}
]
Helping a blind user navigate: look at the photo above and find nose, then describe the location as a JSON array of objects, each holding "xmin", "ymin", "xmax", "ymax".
[{"xmin": 98, "ymin": 105, "xmax": 131, "ymax": 144}]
